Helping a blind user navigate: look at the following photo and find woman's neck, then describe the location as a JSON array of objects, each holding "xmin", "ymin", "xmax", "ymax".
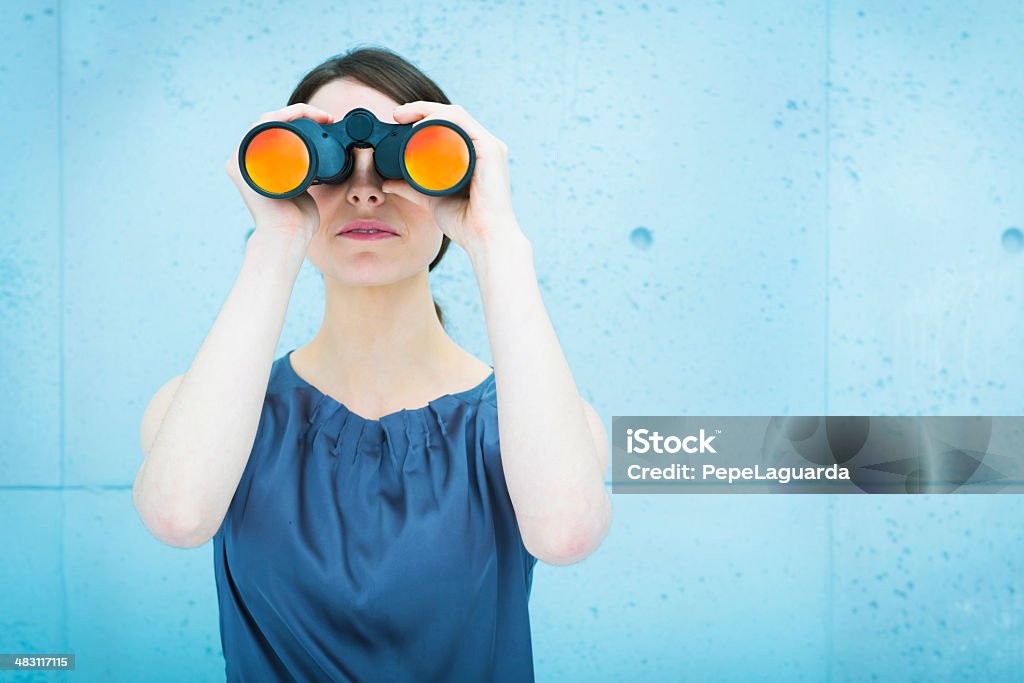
[{"xmin": 293, "ymin": 272, "xmax": 471, "ymax": 403}]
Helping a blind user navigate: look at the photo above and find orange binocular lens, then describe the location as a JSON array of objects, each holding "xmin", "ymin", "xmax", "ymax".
[
  {"xmin": 242, "ymin": 127, "xmax": 313, "ymax": 195},
  {"xmin": 402, "ymin": 125, "xmax": 472, "ymax": 194}
]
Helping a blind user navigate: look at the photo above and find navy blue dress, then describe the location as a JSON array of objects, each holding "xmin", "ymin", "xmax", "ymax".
[{"xmin": 212, "ymin": 350, "xmax": 539, "ymax": 682}]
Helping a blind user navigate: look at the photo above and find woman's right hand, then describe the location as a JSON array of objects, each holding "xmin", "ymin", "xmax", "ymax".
[{"xmin": 225, "ymin": 103, "xmax": 335, "ymax": 243}]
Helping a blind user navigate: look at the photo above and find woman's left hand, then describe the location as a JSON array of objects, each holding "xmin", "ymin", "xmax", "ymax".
[{"xmin": 381, "ymin": 102, "xmax": 522, "ymax": 254}]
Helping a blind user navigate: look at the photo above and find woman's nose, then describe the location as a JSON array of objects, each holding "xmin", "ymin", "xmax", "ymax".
[{"xmin": 346, "ymin": 147, "xmax": 384, "ymax": 207}]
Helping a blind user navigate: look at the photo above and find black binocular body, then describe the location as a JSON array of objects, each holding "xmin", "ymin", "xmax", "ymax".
[{"xmin": 239, "ymin": 107, "xmax": 475, "ymax": 200}]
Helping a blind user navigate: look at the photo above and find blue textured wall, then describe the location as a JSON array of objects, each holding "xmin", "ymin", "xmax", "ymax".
[{"xmin": 2, "ymin": 1, "xmax": 1022, "ymax": 681}]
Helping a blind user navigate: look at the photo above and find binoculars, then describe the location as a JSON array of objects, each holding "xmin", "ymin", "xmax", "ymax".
[{"xmin": 238, "ymin": 107, "xmax": 475, "ymax": 199}]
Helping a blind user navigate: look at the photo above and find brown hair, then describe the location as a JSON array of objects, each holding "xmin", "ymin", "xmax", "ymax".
[{"xmin": 287, "ymin": 45, "xmax": 453, "ymax": 328}]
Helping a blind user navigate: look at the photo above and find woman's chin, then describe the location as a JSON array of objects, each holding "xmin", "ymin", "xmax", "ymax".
[{"xmin": 322, "ymin": 263, "xmax": 422, "ymax": 287}]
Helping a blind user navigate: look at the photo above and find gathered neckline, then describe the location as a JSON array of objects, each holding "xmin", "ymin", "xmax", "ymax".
[{"xmin": 284, "ymin": 349, "xmax": 494, "ymax": 424}]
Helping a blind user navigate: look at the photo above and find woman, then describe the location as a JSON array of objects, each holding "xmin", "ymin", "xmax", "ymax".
[{"xmin": 133, "ymin": 46, "xmax": 611, "ymax": 682}]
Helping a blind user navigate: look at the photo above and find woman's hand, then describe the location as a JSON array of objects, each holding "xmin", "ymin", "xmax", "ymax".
[
  {"xmin": 381, "ymin": 102, "xmax": 524, "ymax": 255},
  {"xmin": 225, "ymin": 103, "xmax": 333, "ymax": 244}
]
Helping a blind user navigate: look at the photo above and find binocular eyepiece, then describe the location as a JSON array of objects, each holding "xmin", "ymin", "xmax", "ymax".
[{"xmin": 238, "ymin": 107, "xmax": 475, "ymax": 199}]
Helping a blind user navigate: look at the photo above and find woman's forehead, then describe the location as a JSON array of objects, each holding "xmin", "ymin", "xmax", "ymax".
[{"xmin": 308, "ymin": 78, "xmax": 401, "ymax": 124}]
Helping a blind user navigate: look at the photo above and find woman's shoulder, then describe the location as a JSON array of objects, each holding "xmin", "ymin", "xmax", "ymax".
[
  {"xmin": 266, "ymin": 351, "xmax": 306, "ymax": 396},
  {"xmin": 449, "ymin": 353, "xmax": 496, "ymax": 410},
  {"xmin": 418, "ymin": 351, "xmax": 494, "ymax": 414},
  {"xmin": 467, "ymin": 364, "xmax": 496, "ymax": 410}
]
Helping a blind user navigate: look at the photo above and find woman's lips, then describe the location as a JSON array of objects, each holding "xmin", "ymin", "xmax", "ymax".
[
  {"xmin": 337, "ymin": 220, "xmax": 398, "ymax": 241},
  {"xmin": 340, "ymin": 230, "xmax": 397, "ymax": 241}
]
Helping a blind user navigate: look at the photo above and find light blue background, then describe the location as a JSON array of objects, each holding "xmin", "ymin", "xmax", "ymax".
[{"xmin": 2, "ymin": 1, "xmax": 1022, "ymax": 681}]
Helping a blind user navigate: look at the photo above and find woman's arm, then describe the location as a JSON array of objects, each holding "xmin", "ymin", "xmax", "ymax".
[
  {"xmin": 468, "ymin": 228, "xmax": 612, "ymax": 566},
  {"xmin": 133, "ymin": 230, "xmax": 307, "ymax": 548},
  {"xmin": 134, "ymin": 103, "xmax": 331, "ymax": 548},
  {"xmin": 381, "ymin": 101, "xmax": 612, "ymax": 566}
]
